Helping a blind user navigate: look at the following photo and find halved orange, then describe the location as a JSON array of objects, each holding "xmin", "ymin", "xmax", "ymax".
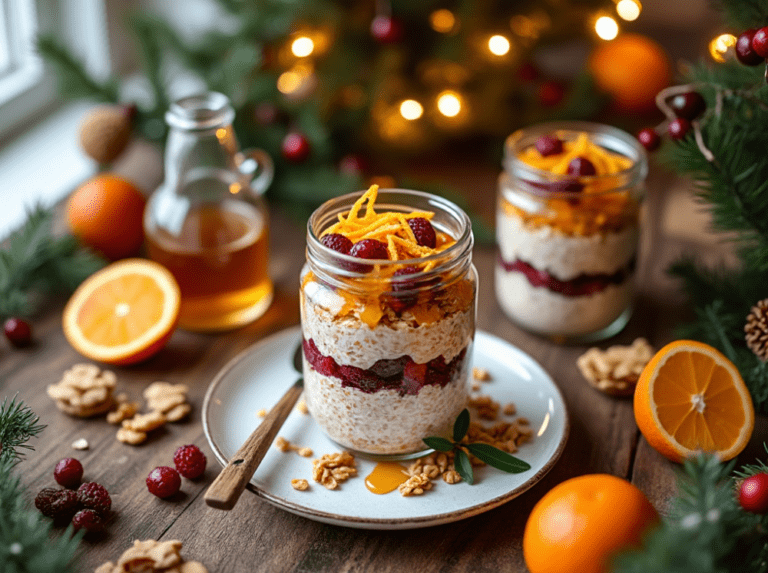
[
  {"xmin": 634, "ymin": 340, "xmax": 754, "ymax": 463},
  {"xmin": 63, "ymin": 259, "xmax": 180, "ymax": 365}
]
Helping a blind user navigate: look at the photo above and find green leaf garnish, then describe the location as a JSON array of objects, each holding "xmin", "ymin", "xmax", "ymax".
[
  {"xmin": 452, "ymin": 408, "xmax": 470, "ymax": 442},
  {"xmin": 465, "ymin": 443, "xmax": 531, "ymax": 473},
  {"xmin": 454, "ymin": 449, "xmax": 474, "ymax": 485},
  {"xmin": 422, "ymin": 436, "xmax": 454, "ymax": 452}
]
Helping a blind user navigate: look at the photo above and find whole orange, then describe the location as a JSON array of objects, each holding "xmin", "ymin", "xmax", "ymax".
[
  {"xmin": 588, "ymin": 34, "xmax": 671, "ymax": 112},
  {"xmin": 67, "ymin": 174, "xmax": 146, "ymax": 260},
  {"xmin": 523, "ymin": 474, "xmax": 659, "ymax": 573}
]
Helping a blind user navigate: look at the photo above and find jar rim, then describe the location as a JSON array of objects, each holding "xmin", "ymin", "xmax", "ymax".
[
  {"xmin": 165, "ymin": 92, "xmax": 236, "ymax": 131},
  {"xmin": 502, "ymin": 121, "xmax": 648, "ymax": 198},
  {"xmin": 307, "ymin": 188, "xmax": 473, "ymax": 274}
]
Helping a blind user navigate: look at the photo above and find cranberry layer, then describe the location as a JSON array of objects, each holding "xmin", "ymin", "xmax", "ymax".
[
  {"xmin": 302, "ymin": 338, "xmax": 467, "ymax": 397},
  {"xmin": 498, "ymin": 255, "xmax": 635, "ymax": 297}
]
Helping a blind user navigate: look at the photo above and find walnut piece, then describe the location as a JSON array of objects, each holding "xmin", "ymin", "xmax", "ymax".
[
  {"xmin": 46, "ymin": 363, "xmax": 116, "ymax": 418},
  {"xmin": 577, "ymin": 338, "xmax": 654, "ymax": 396},
  {"xmin": 143, "ymin": 381, "xmax": 190, "ymax": 421},
  {"xmin": 469, "ymin": 395, "xmax": 500, "ymax": 420},
  {"xmin": 398, "ymin": 473, "xmax": 433, "ymax": 496},
  {"xmin": 95, "ymin": 539, "xmax": 208, "ymax": 573},
  {"xmin": 291, "ymin": 479, "xmax": 309, "ymax": 491},
  {"xmin": 442, "ymin": 469, "xmax": 462, "ymax": 484},
  {"xmin": 311, "ymin": 452, "xmax": 357, "ymax": 490},
  {"xmin": 107, "ymin": 400, "xmax": 139, "ymax": 424}
]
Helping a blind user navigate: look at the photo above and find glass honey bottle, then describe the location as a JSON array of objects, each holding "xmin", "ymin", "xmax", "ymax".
[{"xmin": 144, "ymin": 92, "xmax": 274, "ymax": 331}]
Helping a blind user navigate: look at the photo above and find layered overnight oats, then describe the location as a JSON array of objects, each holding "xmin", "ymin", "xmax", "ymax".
[
  {"xmin": 301, "ymin": 186, "xmax": 476, "ymax": 458},
  {"xmin": 496, "ymin": 122, "xmax": 647, "ymax": 342}
]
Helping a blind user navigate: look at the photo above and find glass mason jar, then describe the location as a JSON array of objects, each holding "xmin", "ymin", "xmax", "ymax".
[
  {"xmin": 144, "ymin": 92, "xmax": 274, "ymax": 331},
  {"xmin": 495, "ymin": 121, "xmax": 647, "ymax": 343},
  {"xmin": 301, "ymin": 189, "xmax": 477, "ymax": 459}
]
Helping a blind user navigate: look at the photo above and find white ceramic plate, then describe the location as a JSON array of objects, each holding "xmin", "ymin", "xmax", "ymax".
[{"xmin": 203, "ymin": 326, "xmax": 569, "ymax": 529}]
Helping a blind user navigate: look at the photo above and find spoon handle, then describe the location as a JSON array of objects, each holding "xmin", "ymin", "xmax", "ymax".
[{"xmin": 204, "ymin": 379, "xmax": 303, "ymax": 510}]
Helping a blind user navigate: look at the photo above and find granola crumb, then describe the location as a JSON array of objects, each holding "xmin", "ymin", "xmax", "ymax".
[
  {"xmin": 296, "ymin": 400, "xmax": 309, "ymax": 415},
  {"xmin": 312, "ymin": 452, "xmax": 357, "ymax": 490},
  {"xmin": 399, "ymin": 473, "xmax": 433, "ymax": 496},
  {"xmin": 472, "ymin": 367, "xmax": 491, "ymax": 382},
  {"xmin": 275, "ymin": 436, "xmax": 292, "ymax": 452},
  {"xmin": 291, "ymin": 479, "xmax": 309, "ymax": 491},
  {"xmin": 471, "ymin": 382, "xmax": 481, "ymax": 392},
  {"xmin": 517, "ymin": 417, "xmax": 529, "ymax": 425},
  {"xmin": 502, "ymin": 402, "xmax": 517, "ymax": 416},
  {"xmin": 297, "ymin": 447, "xmax": 313, "ymax": 457},
  {"xmin": 468, "ymin": 395, "xmax": 500, "ymax": 420},
  {"xmin": 256, "ymin": 409, "xmax": 267, "ymax": 418}
]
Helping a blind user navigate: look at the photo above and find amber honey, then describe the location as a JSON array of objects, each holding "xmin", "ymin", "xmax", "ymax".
[{"xmin": 145, "ymin": 200, "xmax": 272, "ymax": 331}]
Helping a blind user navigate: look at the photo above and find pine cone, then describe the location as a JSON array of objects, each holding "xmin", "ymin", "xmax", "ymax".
[
  {"xmin": 78, "ymin": 105, "xmax": 132, "ymax": 164},
  {"xmin": 745, "ymin": 298, "xmax": 768, "ymax": 361}
]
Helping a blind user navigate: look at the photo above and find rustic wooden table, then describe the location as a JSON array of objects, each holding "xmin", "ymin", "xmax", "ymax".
[{"xmin": 6, "ymin": 159, "xmax": 767, "ymax": 572}]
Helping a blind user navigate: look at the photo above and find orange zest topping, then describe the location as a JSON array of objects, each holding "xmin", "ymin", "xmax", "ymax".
[{"xmin": 518, "ymin": 132, "xmax": 633, "ymax": 176}]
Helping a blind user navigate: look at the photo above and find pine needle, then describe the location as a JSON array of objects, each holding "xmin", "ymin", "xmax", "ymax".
[{"xmin": 0, "ymin": 396, "xmax": 44, "ymax": 464}]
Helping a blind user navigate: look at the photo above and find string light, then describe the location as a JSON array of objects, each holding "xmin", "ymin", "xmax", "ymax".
[
  {"xmin": 616, "ymin": 0, "xmax": 641, "ymax": 22},
  {"xmin": 437, "ymin": 91, "xmax": 462, "ymax": 117},
  {"xmin": 291, "ymin": 36, "xmax": 315, "ymax": 57},
  {"xmin": 594, "ymin": 15, "xmax": 619, "ymax": 40},
  {"xmin": 488, "ymin": 35, "xmax": 511, "ymax": 56},
  {"xmin": 277, "ymin": 70, "xmax": 303, "ymax": 93},
  {"xmin": 709, "ymin": 33, "xmax": 737, "ymax": 62},
  {"xmin": 430, "ymin": 9, "xmax": 456, "ymax": 34},
  {"xmin": 399, "ymin": 99, "xmax": 423, "ymax": 120}
]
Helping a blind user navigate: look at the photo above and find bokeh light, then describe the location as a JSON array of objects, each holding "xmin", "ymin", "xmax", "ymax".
[
  {"xmin": 437, "ymin": 91, "xmax": 462, "ymax": 117},
  {"xmin": 399, "ymin": 99, "xmax": 424, "ymax": 120},
  {"xmin": 430, "ymin": 9, "xmax": 456, "ymax": 34},
  {"xmin": 488, "ymin": 35, "xmax": 511, "ymax": 56},
  {"xmin": 291, "ymin": 36, "xmax": 315, "ymax": 57},
  {"xmin": 616, "ymin": 0, "xmax": 641, "ymax": 22},
  {"xmin": 709, "ymin": 33, "xmax": 737, "ymax": 62},
  {"xmin": 595, "ymin": 16, "xmax": 619, "ymax": 40}
]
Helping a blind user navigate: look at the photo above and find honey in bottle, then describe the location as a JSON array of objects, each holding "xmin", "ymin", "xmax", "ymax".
[{"xmin": 144, "ymin": 92, "xmax": 274, "ymax": 331}]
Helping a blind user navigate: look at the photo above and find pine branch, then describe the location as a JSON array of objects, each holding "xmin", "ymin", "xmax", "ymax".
[
  {"xmin": 0, "ymin": 396, "xmax": 44, "ymax": 464},
  {"xmin": 35, "ymin": 36, "xmax": 119, "ymax": 102}
]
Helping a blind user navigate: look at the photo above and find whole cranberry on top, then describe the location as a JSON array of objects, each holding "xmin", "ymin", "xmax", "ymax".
[
  {"xmin": 321, "ymin": 233, "xmax": 353, "ymax": 255},
  {"xmin": 173, "ymin": 444, "xmax": 207, "ymax": 479},
  {"xmin": 567, "ymin": 157, "xmax": 597, "ymax": 177},
  {"xmin": 408, "ymin": 218, "xmax": 436, "ymax": 249},
  {"xmin": 535, "ymin": 135, "xmax": 563, "ymax": 157},
  {"xmin": 146, "ymin": 466, "xmax": 182, "ymax": 498},
  {"xmin": 54, "ymin": 457, "xmax": 84, "ymax": 489}
]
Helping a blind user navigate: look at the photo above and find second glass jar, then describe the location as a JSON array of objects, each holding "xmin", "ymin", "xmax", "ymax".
[{"xmin": 301, "ymin": 189, "xmax": 477, "ymax": 459}]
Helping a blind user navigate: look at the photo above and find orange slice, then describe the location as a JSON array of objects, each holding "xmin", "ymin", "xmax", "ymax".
[
  {"xmin": 633, "ymin": 340, "xmax": 754, "ymax": 463},
  {"xmin": 63, "ymin": 259, "xmax": 180, "ymax": 365}
]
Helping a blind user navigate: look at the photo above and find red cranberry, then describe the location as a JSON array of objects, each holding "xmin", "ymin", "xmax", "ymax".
[
  {"xmin": 76, "ymin": 482, "xmax": 111, "ymax": 515},
  {"xmin": 567, "ymin": 157, "xmax": 597, "ymax": 176},
  {"xmin": 535, "ymin": 135, "xmax": 563, "ymax": 157},
  {"xmin": 173, "ymin": 444, "xmax": 207, "ymax": 479},
  {"xmin": 4, "ymin": 317, "xmax": 32, "ymax": 347},
  {"xmin": 321, "ymin": 233, "xmax": 353, "ymax": 255},
  {"xmin": 670, "ymin": 92, "xmax": 706, "ymax": 120},
  {"xmin": 407, "ymin": 218, "xmax": 436, "ymax": 249},
  {"xmin": 370, "ymin": 15, "xmax": 403, "ymax": 43},
  {"xmin": 668, "ymin": 118, "xmax": 691, "ymax": 140},
  {"xmin": 71, "ymin": 509, "xmax": 104, "ymax": 533},
  {"xmin": 752, "ymin": 27, "xmax": 768, "ymax": 59},
  {"xmin": 35, "ymin": 488, "xmax": 79, "ymax": 519},
  {"xmin": 54, "ymin": 458, "xmax": 84, "ymax": 489},
  {"xmin": 736, "ymin": 29, "xmax": 765, "ymax": 66},
  {"xmin": 738, "ymin": 473, "xmax": 768, "ymax": 513},
  {"xmin": 146, "ymin": 466, "xmax": 181, "ymax": 498},
  {"xmin": 281, "ymin": 132, "xmax": 311, "ymax": 163},
  {"xmin": 349, "ymin": 239, "xmax": 389, "ymax": 272},
  {"xmin": 338, "ymin": 154, "xmax": 369, "ymax": 175},
  {"xmin": 637, "ymin": 128, "xmax": 661, "ymax": 152}
]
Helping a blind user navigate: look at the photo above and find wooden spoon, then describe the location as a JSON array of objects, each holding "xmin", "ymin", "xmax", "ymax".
[{"xmin": 204, "ymin": 344, "xmax": 304, "ymax": 510}]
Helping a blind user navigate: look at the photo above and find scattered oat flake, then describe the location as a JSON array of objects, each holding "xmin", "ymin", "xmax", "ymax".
[
  {"xmin": 472, "ymin": 367, "xmax": 491, "ymax": 381},
  {"xmin": 71, "ymin": 438, "xmax": 89, "ymax": 450}
]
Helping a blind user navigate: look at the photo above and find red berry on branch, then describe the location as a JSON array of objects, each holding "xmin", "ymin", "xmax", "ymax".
[
  {"xmin": 54, "ymin": 458, "xmax": 84, "ymax": 489},
  {"xmin": 637, "ymin": 128, "xmax": 661, "ymax": 152},
  {"xmin": 254, "ymin": 102, "xmax": 286, "ymax": 126},
  {"xmin": 370, "ymin": 15, "xmax": 403, "ymax": 44},
  {"xmin": 173, "ymin": 444, "xmax": 207, "ymax": 479},
  {"xmin": 736, "ymin": 29, "xmax": 765, "ymax": 66},
  {"xmin": 537, "ymin": 81, "xmax": 566, "ymax": 107},
  {"xmin": 670, "ymin": 92, "xmax": 707, "ymax": 120},
  {"xmin": 738, "ymin": 473, "xmax": 768, "ymax": 513},
  {"xmin": 281, "ymin": 132, "xmax": 311, "ymax": 163},
  {"xmin": 668, "ymin": 118, "xmax": 691, "ymax": 140},
  {"xmin": 567, "ymin": 157, "xmax": 597, "ymax": 176},
  {"xmin": 146, "ymin": 466, "xmax": 181, "ymax": 498},
  {"xmin": 752, "ymin": 27, "xmax": 768, "ymax": 58},
  {"xmin": 535, "ymin": 135, "xmax": 563, "ymax": 157},
  {"xmin": 4, "ymin": 317, "xmax": 32, "ymax": 347},
  {"xmin": 339, "ymin": 153, "xmax": 369, "ymax": 175}
]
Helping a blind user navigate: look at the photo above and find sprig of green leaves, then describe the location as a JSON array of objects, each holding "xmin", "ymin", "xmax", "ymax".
[{"xmin": 423, "ymin": 409, "xmax": 531, "ymax": 485}]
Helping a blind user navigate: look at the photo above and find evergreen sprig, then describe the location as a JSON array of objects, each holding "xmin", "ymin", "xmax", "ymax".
[
  {"xmin": 423, "ymin": 409, "xmax": 531, "ymax": 485},
  {"xmin": 0, "ymin": 205, "xmax": 105, "ymax": 318},
  {"xmin": 613, "ymin": 453, "xmax": 768, "ymax": 573},
  {"xmin": 0, "ymin": 399, "xmax": 81, "ymax": 573}
]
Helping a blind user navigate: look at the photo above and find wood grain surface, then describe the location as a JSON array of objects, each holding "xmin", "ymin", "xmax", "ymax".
[{"xmin": 5, "ymin": 159, "xmax": 766, "ymax": 573}]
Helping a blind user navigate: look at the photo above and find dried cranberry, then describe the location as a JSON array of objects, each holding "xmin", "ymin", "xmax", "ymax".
[
  {"xmin": 408, "ymin": 218, "xmax": 436, "ymax": 249},
  {"xmin": 54, "ymin": 458, "xmax": 84, "ymax": 489},
  {"xmin": 77, "ymin": 482, "xmax": 111, "ymax": 515},
  {"xmin": 35, "ymin": 487, "xmax": 78, "ymax": 519},
  {"xmin": 349, "ymin": 239, "xmax": 388, "ymax": 272},
  {"xmin": 387, "ymin": 266, "xmax": 421, "ymax": 311},
  {"xmin": 321, "ymin": 233, "xmax": 353, "ymax": 255},
  {"xmin": 567, "ymin": 157, "xmax": 597, "ymax": 176},
  {"xmin": 637, "ymin": 128, "xmax": 661, "ymax": 152},
  {"xmin": 337, "ymin": 364, "xmax": 386, "ymax": 393},
  {"xmin": 535, "ymin": 135, "xmax": 563, "ymax": 157},
  {"xmin": 146, "ymin": 466, "xmax": 181, "ymax": 498},
  {"xmin": 173, "ymin": 445, "xmax": 207, "ymax": 480},
  {"xmin": 369, "ymin": 356, "xmax": 409, "ymax": 379},
  {"xmin": 71, "ymin": 509, "xmax": 104, "ymax": 533}
]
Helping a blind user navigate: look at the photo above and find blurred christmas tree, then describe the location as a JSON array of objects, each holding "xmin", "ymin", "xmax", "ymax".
[{"xmin": 38, "ymin": 0, "xmax": 660, "ymax": 213}]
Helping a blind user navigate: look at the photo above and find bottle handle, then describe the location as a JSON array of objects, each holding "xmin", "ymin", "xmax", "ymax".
[{"xmin": 237, "ymin": 148, "xmax": 274, "ymax": 196}]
